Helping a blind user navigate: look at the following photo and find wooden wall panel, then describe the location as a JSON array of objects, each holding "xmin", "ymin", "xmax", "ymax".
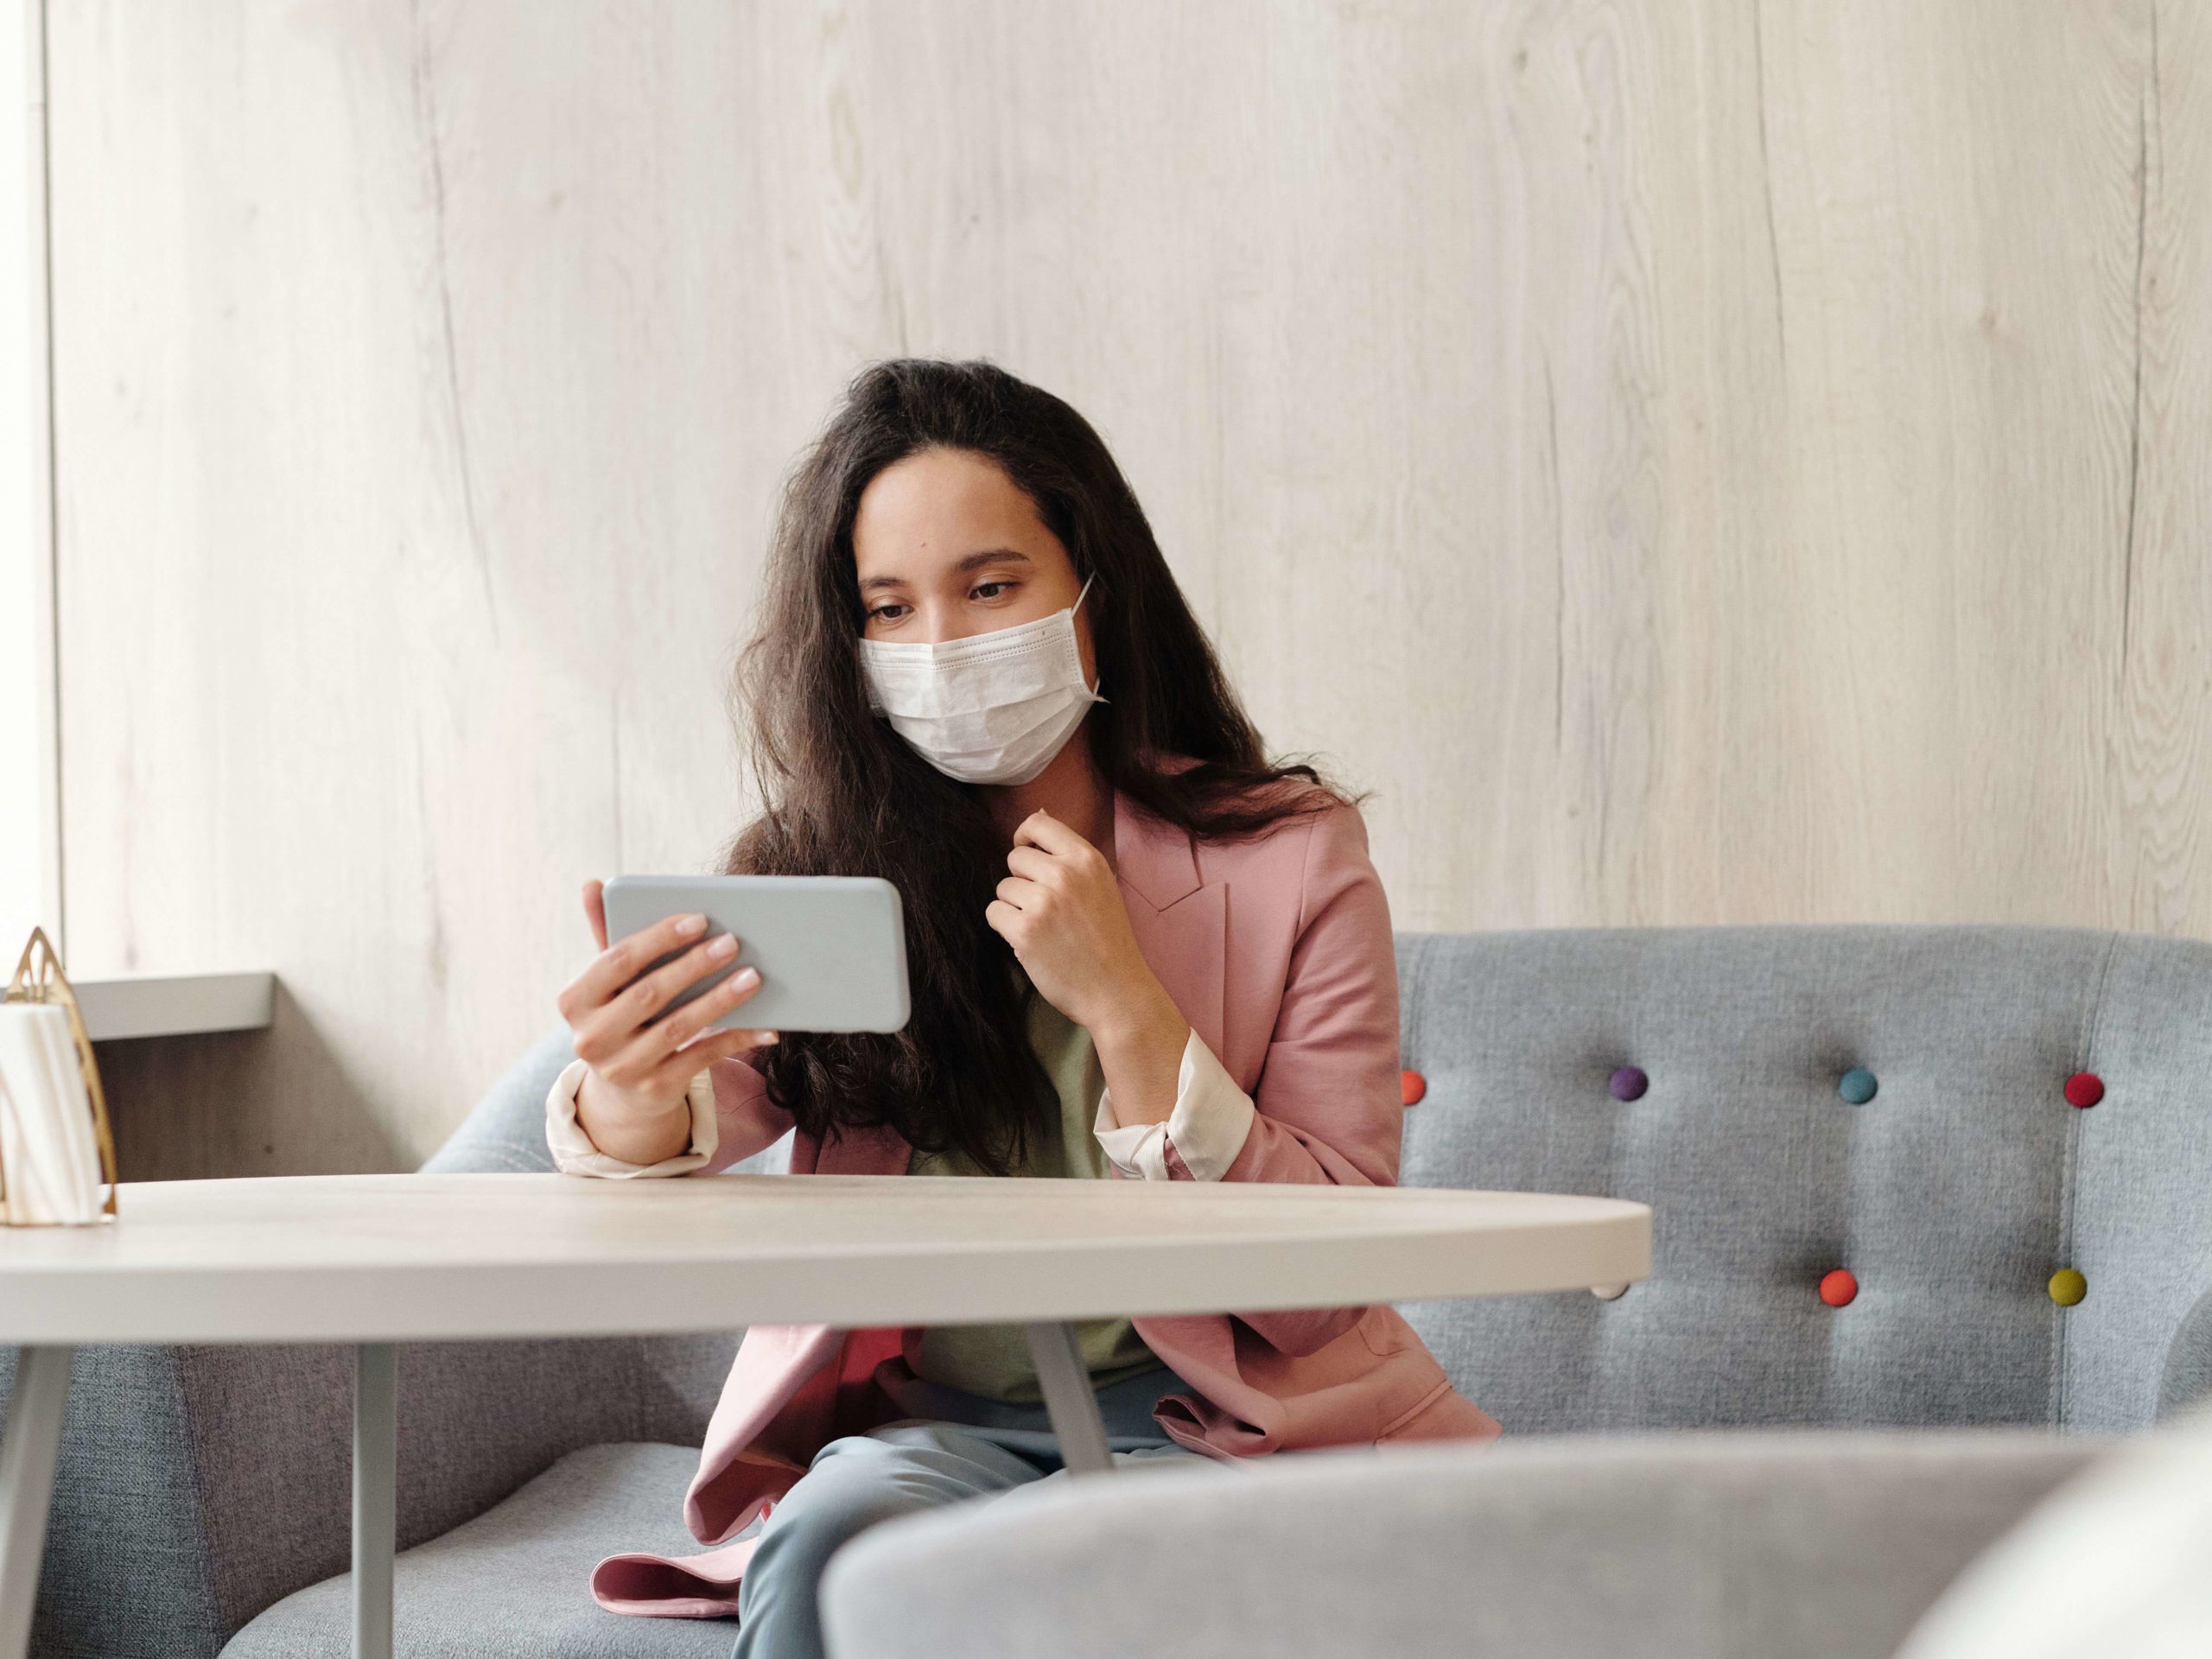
[{"xmin": 44, "ymin": 1, "xmax": 2210, "ymax": 1178}]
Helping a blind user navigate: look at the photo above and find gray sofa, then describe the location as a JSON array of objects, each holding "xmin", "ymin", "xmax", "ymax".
[{"xmin": 4, "ymin": 923, "xmax": 2209, "ymax": 1656}]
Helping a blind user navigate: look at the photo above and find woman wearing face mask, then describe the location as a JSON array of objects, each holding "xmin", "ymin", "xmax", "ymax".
[{"xmin": 547, "ymin": 358, "xmax": 1501, "ymax": 1657}]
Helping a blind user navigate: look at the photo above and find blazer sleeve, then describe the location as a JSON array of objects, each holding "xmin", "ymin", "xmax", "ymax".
[
  {"xmin": 544, "ymin": 1051, "xmax": 794, "ymax": 1178},
  {"xmin": 1173, "ymin": 796, "xmax": 1408, "ymax": 1355},
  {"xmin": 1090, "ymin": 1027, "xmax": 1255, "ymax": 1181}
]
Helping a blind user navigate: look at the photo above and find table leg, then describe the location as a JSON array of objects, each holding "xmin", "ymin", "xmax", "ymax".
[
  {"xmin": 1022, "ymin": 1322, "xmax": 1113, "ymax": 1477},
  {"xmin": 0, "ymin": 1345, "xmax": 73, "ymax": 1659},
  {"xmin": 353, "ymin": 1343, "xmax": 396, "ymax": 1659}
]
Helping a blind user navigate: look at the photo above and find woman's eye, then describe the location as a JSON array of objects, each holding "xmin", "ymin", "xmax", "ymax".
[
  {"xmin": 869, "ymin": 603, "xmax": 910, "ymax": 623},
  {"xmin": 972, "ymin": 582, "xmax": 1012, "ymax": 601}
]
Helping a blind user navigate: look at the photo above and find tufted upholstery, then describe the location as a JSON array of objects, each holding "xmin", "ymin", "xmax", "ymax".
[{"xmin": 1392, "ymin": 924, "xmax": 2212, "ymax": 1434}]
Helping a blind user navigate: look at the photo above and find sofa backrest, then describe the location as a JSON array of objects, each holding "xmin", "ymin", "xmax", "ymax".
[{"xmin": 1392, "ymin": 924, "xmax": 2212, "ymax": 1435}]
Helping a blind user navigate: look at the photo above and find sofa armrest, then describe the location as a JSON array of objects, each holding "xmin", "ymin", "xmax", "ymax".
[
  {"xmin": 822, "ymin": 1429, "xmax": 2105, "ymax": 1659},
  {"xmin": 2158, "ymin": 1283, "xmax": 2212, "ymax": 1420}
]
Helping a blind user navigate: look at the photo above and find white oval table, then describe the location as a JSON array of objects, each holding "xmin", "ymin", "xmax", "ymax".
[{"xmin": 0, "ymin": 1173, "xmax": 1650, "ymax": 1659}]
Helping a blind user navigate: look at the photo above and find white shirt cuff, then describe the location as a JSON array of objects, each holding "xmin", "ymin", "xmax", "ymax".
[
  {"xmin": 1090, "ymin": 1027, "xmax": 1255, "ymax": 1181},
  {"xmin": 544, "ymin": 1056, "xmax": 720, "ymax": 1178}
]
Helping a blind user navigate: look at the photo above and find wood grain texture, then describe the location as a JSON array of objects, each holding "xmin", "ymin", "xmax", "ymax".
[{"xmin": 43, "ymin": 2, "xmax": 2211, "ymax": 1179}]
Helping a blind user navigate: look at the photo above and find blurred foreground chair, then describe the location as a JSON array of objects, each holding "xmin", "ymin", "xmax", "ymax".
[
  {"xmin": 820, "ymin": 1402, "xmax": 2212, "ymax": 1659},
  {"xmin": 817, "ymin": 1428, "xmax": 2103, "ymax": 1659}
]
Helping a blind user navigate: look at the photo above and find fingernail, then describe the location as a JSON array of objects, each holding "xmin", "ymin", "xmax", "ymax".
[
  {"xmin": 732, "ymin": 965, "xmax": 761, "ymax": 988},
  {"xmin": 708, "ymin": 933, "xmax": 738, "ymax": 958},
  {"xmin": 677, "ymin": 913, "xmax": 707, "ymax": 936},
  {"xmin": 754, "ymin": 1030, "xmax": 779, "ymax": 1044}
]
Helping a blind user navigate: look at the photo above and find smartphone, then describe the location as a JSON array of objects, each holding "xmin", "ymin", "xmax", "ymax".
[{"xmin": 600, "ymin": 874, "xmax": 910, "ymax": 1034}]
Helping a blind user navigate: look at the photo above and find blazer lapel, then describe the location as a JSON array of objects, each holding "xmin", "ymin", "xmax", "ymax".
[{"xmin": 1113, "ymin": 787, "xmax": 1227, "ymax": 1062}]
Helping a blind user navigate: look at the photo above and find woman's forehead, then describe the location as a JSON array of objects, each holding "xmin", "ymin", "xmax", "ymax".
[{"xmin": 853, "ymin": 449, "xmax": 1065, "ymax": 583}]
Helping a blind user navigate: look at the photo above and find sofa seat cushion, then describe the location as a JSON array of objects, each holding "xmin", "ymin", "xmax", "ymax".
[{"xmin": 219, "ymin": 1442, "xmax": 736, "ymax": 1657}]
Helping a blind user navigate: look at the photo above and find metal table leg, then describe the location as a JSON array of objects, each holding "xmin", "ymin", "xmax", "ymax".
[
  {"xmin": 354, "ymin": 1343, "xmax": 396, "ymax": 1659},
  {"xmin": 0, "ymin": 1345, "xmax": 74, "ymax": 1659},
  {"xmin": 1023, "ymin": 1322, "xmax": 1113, "ymax": 1476}
]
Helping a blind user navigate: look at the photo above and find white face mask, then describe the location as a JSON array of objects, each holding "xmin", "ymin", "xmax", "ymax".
[{"xmin": 858, "ymin": 573, "xmax": 1105, "ymax": 785}]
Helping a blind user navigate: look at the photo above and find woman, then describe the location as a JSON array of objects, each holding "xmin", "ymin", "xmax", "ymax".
[{"xmin": 546, "ymin": 358, "xmax": 1501, "ymax": 1656}]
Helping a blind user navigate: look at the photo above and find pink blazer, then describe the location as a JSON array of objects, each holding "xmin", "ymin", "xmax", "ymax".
[{"xmin": 588, "ymin": 781, "xmax": 1502, "ymax": 1617}]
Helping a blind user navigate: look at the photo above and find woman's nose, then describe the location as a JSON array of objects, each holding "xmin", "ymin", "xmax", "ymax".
[{"xmin": 912, "ymin": 602, "xmax": 986, "ymax": 645}]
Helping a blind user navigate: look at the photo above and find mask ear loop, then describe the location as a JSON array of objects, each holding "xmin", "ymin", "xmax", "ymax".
[{"xmin": 1069, "ymin": 572, "xmax": 1106, "ymax": 702}]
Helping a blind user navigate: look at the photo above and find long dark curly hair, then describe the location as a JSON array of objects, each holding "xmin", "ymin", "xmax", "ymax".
[{"xmin": 720, "ymin": 357, "xmax": 1351, "ymax": 1174}]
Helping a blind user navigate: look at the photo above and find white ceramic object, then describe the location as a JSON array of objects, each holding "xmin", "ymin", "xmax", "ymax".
[{"xmin": 0, "ymin": 1004, "xmax": 106, "ymax": 1226}]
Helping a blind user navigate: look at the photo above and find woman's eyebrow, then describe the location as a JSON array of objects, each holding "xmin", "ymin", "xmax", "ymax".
[
  {"xmin": 952, "ymin": 548, "xmax": 1033, "ymax": 574},
  {"xmin": 859, "ymin": 548, "xmax": 1033, "ymax": 594}
]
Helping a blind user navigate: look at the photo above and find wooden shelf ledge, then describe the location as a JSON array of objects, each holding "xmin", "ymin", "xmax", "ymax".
[{"xmin": 70, "ymin": 971, "xmax": 276, "ymax": 1042}]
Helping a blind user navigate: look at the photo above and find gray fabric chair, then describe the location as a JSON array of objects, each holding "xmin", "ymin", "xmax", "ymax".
[
  {"xmin": 817, "ymin": 1428, "xmax": 2107, "ymax": 1659},
  {"xmin": 7, "ymin": 923, "xmax": 2209, "ymax": 1656}
]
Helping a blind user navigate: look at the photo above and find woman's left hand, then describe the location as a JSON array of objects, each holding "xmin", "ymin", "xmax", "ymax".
[{"xmin": 985, "ymin": 808, "xmax": 1177, "ymax": 1040}]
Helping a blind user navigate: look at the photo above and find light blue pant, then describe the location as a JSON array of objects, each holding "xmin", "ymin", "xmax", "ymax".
[{"xmin": 729, "ymin": 1361, "xmax": 1208, "ymax": 1659}]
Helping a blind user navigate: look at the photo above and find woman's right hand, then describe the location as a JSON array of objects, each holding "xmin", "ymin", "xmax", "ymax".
[{"xmin": 558, "ymin": 879, "xmax": 779, "ymax": 1135}]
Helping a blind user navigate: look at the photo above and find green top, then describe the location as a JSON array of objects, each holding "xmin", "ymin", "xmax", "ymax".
[{"xmin": 905, "ymin": 973, "xmax": 1160, "ymax": 1402}]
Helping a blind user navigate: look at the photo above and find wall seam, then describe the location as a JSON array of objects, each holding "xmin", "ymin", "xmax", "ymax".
[{"xmin": 31, "ymin": 0, "xmax": 63, "ymax": 956}]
